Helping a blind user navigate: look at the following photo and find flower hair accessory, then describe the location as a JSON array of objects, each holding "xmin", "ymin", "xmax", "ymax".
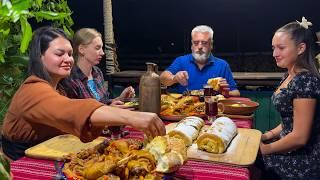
[{"xmin": 296, "ymin": 16, "xmax": 312, "ymax": 29}]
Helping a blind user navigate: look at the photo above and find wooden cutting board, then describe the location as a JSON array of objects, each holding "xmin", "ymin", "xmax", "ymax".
[
  {"xmin": 25, "ymin": 134, "xmax": 106, "ymax": 161},
  {"xmin": 166, "ymin": 123, "xmax": 261, "ymax": 167}
]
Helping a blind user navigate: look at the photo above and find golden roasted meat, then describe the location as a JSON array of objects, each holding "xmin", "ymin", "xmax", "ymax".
[
  {"xmin": 63, "ymin": 139, "xmax": 156, "ymax": 180},
  {"xmin": 106, "ymin": 139, "xmax": 142, "ymax": 157},
  {"xmin": 161, "ymin": 95, "xmax": 177, "ymax": 104},
  {"xmin": 160, "ymin": 94, "xmax": 205, "ymax": 116},
  {"xmin": 175, "ymin": 96, "xmax": 196, "ymax": 107},
  {"xmin": 83, "ymin": 159, "xmax": 116, "ymax": 180},
  {"xmin": 116, "ymin": 150, "xmax": 156, "ymax": 179},
  {"xmin": 161, "ymin": 106, "xmax": 175, "ymax": 115},
  {"xmin": 183, "ymin": 102, "xmax": 205, "ymax": 114}
]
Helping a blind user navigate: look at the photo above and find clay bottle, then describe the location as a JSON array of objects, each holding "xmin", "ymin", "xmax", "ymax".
[
  {"xmin": 139, "ymin": 62, "xmax": 161, "ymax": 114},
  {"xmin": 154, "ymin": 64, "xmax": 159, "ymax": 75}
]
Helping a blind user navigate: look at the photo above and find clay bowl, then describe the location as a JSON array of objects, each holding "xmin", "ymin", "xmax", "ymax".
[{"xmin": 218, "ymin": 99, "xmax": 259, "ymax": 115}]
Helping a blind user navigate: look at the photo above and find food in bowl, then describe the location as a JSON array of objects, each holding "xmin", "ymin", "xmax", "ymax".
[
  {"xmin": 124, "ymin": 101, "xmax": 139, "ymax": 107},
  {"xmin": 121, "ymin": 98, "xmax": 139, "ymax": 108},
  {"xmin": 230, "ymin": 103, "xmax": 249, "ymax": 107},
  {"xmin": 218, "ymin": 99, "xmax": 259, "ymax": 115}
]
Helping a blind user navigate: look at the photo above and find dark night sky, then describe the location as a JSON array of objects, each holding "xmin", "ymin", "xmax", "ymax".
[{"xmin": 68, "ymin": 0, "xmax": 320, "ymax": 55}]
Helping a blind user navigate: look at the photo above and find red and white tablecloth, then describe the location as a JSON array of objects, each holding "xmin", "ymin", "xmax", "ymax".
[
  {"xmin": 11, "ymin": 97, "xmax": 254, "ymax": 179},
  {"xmin": 11, "ymin": 118, "xmax": 252, "ymax": 180},
  {"xmin": 11, "ymin": 156, "xmax": 250, "ymax": 180}
]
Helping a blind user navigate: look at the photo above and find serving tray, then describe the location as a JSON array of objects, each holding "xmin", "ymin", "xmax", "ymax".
[
  {"xmin": 25, "ymin": 134, "xmax": 106, "ymax": 161},
  {"xmin": 166, "ymin": 123, "xmax": 261, "ymax": 167}
]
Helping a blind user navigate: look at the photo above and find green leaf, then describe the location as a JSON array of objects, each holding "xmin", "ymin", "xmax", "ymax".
[
  {"xmin": 0, "ymin": 1, "xmax": 11, "ymax": 17},
  {"xmin": 0, "ymin": 163, "xmax": 11, "ymax": 180},
  {"xmin": 0, "ymin": 54, "xmax": 4, "ymax": 63},
  {"xmin": 3, "ymin": 89, "xmax": 14, "ymax": 97},
  {"xmin": 33, "ymin": 11, "xmax": 70, "ymax": 21},
  {"xmin": 7, "ymin": 55, "xmax": 29, "ymax": 66},
  {"xmin": 35, "ymin": 0, "xmax": 43, "ymax": 7},
  {"xmin": 63, "ymin": 25, "xmax": 71, "ymax": 36},
  {"xmin": 11, "ymin": 0, "xmax": 32, "ymax": 12},
  {"xmin": 0, "ymin": 155, "xmax": 10, "ymax": 174},
  {"xmin": 19, "ymin": 16, "xmax": 32, "ymax": 53},
  {"xmin": 0, "ymin": 28, "xmax": 10, "ymax": 36}
]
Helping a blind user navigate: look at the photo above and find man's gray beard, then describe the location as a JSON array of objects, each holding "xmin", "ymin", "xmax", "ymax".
[{"xmin": 192, "ymin": 52, "xmax": 210, "ymax": 64}]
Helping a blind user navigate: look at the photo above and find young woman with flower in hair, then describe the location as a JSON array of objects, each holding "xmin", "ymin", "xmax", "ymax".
[{"xmin": 256, "ymin": 17, "xmax": 320, "ymax": 179}]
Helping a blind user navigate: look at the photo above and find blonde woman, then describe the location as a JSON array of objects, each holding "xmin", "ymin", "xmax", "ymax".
[
  {"xmin": 61, "ymin": 28, "xmax": 135, "ymax": 108},
  {"xmin": 61, "ymin": 28, "xmax": 138, "ymax": 138}
]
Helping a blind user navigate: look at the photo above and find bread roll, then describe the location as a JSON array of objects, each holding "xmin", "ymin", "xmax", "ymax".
[
  {"xmin": 144, "ymin": 136, "xmax": 168, "ymax": 161},
  {"xmin": 156, "ymin": 151, "xmax": 183, "ymax": 173},
  {"xmin": 145, "ymin": 136, "xmax": 186, "ymax": 173},
  {"xmin": 207, "ymin": 77, "xmax": 222, "ymax": 91},
  {"xmin": 168, "ymin": 137, "xmax": 187, "ymax": 161},
  {"xmin": 178, "ymin": 116, "xmax": 205, "ymax": 130},
  {"xmin": 168, "ymin": 116, "xmax": 204, "ymax": 146},
  {"xmin": 168, "ymin": 125, "xmax": 195, "ymax": 146},
  {"xmin": 197, "ymin": 117, "xmax": 237, "ymax": 153}
]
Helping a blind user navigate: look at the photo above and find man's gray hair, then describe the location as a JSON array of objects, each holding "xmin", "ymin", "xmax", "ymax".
[{"xmin": 191, "ymin": 25, "xmax": 214, "ymax": 41}]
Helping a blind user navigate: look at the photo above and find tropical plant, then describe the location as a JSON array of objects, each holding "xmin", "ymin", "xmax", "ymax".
[
  {"xmin": 0, "ymin": 153, "xmax": 11, "ymax": 180},
  {"xmin": 0, "ymin": 0, "xmax": 74, "ymax": 122}
]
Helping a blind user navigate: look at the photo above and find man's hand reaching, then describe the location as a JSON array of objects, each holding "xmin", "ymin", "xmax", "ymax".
[{"xmin": 173, "ymin": 71, "xmax": 189, "ymax": 86}]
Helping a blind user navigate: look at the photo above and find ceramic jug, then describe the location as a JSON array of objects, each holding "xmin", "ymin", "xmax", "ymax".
[{"xmin": 139, "ymin": 62, "xmax": 161, "ymax": 114}]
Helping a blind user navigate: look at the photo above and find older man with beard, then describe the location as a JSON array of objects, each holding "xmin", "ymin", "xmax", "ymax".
[{"xmin": 160, "ymin": 25, "xmax": 240, "ymax": 96}]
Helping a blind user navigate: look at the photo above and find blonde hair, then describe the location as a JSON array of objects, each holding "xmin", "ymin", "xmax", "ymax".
[{"xmin": 73, "ymin": 28, "xmax": 102, "ymax": 60}]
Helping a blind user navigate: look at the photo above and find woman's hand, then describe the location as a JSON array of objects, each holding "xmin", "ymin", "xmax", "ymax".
[
  {"xmin": 90, "ymin": 106, "xmax": 165, "ymax": 138},
  {"xmin": 259, "ymin": 142, "xmax": 272, "ymax": 155},
  {"xmin": 118, "ymin": 86, "xmax": 135, "ymax": 99},
  {"xmin": 130, "ymin": 112, "xmax": 166, "ymax": 138},
  {"xmin": 261, "ymin": 131, "xmax": 274, "ymax": 142},
  {"xmin": 110, "ymin": 100, "xmax": 134, "ymax": 110}
]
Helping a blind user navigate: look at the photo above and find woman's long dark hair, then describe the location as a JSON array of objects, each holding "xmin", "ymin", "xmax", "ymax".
[
  {"xmin": 28, "ymin": 26, "xmax": 71, "ymax": 82},
  {"xmin": 276, "ymin": 22, "xmax": 320, "ymax": 77}
]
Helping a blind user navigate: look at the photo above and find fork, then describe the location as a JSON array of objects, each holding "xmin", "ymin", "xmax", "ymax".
[
  {"xmin": 53, "ymin": 161, "xmax": 66, "ymax": 180},
  {"xmin": 185, "ymin": 87, "xmax": 191, "ymax": 96}
]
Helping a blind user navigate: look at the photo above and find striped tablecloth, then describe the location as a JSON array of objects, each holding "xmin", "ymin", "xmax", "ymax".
[
  {"xmin": 11, "ymin": 117, "xmax": 252, "ymax": 180},
  {"xmin": 11, "ymin": 156, "xmax": 250, "ymax": 180}
]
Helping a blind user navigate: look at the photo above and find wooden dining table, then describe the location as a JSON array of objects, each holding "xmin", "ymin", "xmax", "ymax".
[{"xmin": 10, "ymin": 97, "xmax": 256, "ymax": 180}]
